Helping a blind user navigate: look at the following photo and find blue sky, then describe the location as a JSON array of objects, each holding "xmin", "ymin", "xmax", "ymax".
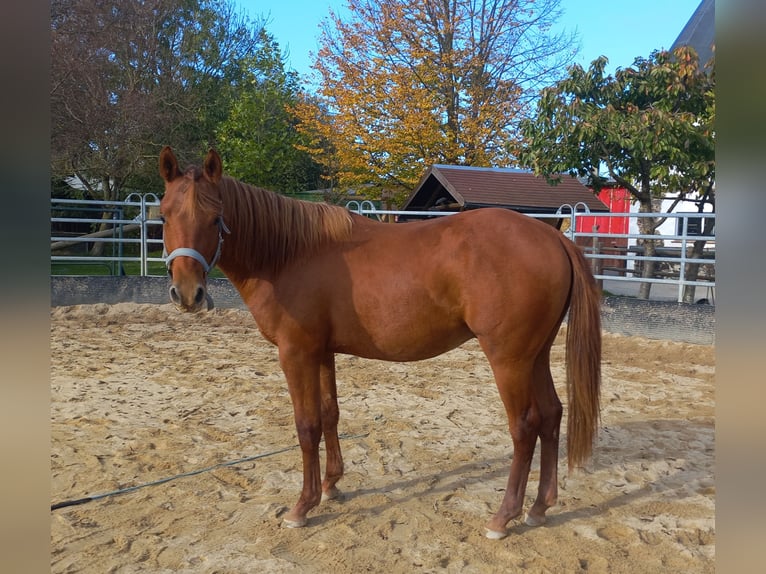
[{"xmin": 235, "ymin": 0, "xmax": 703, "ymax": 81}]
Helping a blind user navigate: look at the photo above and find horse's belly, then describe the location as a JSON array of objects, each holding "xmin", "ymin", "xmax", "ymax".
[{"xmin": 332, "ymin": 311, "xmax": 473, "ymax": 362}]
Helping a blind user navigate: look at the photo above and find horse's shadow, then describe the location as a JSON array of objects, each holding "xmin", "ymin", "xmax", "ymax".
[{"xmin": 310, "ymin": 417, "xmax": 714, "ymax": 531}]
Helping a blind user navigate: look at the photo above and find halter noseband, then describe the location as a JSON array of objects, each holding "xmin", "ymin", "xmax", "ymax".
[{"xmin": 164, "ymin": 216, "xmax": 231, "ymax": 274}]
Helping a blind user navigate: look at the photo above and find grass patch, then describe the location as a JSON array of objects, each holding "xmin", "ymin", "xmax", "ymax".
[{"xmin": 51, "ymin": 255, "xmax": 226, "ymax": 278}]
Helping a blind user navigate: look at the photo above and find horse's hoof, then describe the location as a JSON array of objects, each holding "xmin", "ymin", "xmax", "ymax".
[
  {"xmin": 524, "ymin": 513, "xmax": 546, "ymax": 527},
  {"xmin": 321, "ymin": 487, "xmax": 341, "ymax": 502},
  {"xmin": 282, "ymin": 517, "xmax": 307, "ymax": 528},
  {"xmin": 484, "ymin": 527, "xmax": 508, "ymax": 540}
]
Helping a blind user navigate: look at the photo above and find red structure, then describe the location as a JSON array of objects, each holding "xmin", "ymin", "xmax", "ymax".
[
  {"xmin": 575, "ymin": 186, "xmax": 632, "ymax": 271},
  {"xmin": 575, "ymin": 186, "xmax": 631, "ymax": 235}
]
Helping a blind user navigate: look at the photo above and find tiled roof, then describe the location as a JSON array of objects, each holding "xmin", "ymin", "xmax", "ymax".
[{"xmin": 402, "ymin": 165, "xmax": 609, "ymax": 213}]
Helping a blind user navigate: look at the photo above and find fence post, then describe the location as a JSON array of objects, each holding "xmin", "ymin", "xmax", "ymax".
[
  {"xmin": 142, "ymin": 193, "xmax": 160, "ymax": 276},
  {"xmin": 591, "ymin": 224, "xmax": 603, "ymax": 290},
  {"xmin": 125, "ymin": 192, "xmax": 160, "ymax": 276},
  {"xmin": 678, "ymin": 215, "xmax": 689, "ymax": 303},
  {"xmin": 140, "ymin": 195, "xmax": 148, "ymax": 276},
  {"xmin": 115, "ymin": 206, "xmax": 124, "ymax": 276}
]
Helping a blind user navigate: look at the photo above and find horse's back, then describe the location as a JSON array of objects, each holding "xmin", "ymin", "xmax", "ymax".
[
  {"xmin": 350, "ymin": 208, "xmax": 571, "ymax": 298},
  {"xmin": 353, "ymin": 207, "xmax": 560, "ymax": 254}
]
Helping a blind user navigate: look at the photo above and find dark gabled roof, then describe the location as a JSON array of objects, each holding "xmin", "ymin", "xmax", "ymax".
[
  {"xmin": 671, "ymin": 0, "xmax": 715, "ymax": 69},
  {"xmin": 401, "ymin": 164, "xmax": 609, "ymax": 214}
]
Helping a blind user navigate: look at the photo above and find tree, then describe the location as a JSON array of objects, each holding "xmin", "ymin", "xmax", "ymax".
[
  {"xmin": 515, "ymin": 46, "xmax": 715, "ymax": 300},
  {"xmin": 294, "ymin": 0, "xmax": 575, "ymax": 203},
  {"xmin": 51, "ymin": 0, "xmax": 266, "ymax": 202},
  {"xmin": 214, "ymin": 34, "xmax": 324, "ymax": 194}
]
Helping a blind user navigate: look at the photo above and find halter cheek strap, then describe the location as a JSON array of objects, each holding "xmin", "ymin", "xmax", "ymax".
[{"xmin": 164, "ymin": 217, "xmax": 230, "ymax": 274}]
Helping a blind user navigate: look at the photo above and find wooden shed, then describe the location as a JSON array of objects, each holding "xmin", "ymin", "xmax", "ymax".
[{"xmin": 398, "ymin": 164, "xmax": 608, "ymax": 222}]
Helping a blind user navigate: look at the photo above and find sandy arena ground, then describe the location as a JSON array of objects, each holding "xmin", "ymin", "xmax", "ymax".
[{"xmin": 50, "ymin": 303, "xmax": 714, "ymax": 573}]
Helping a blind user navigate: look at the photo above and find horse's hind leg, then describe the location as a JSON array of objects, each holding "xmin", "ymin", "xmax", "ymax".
[
  {"xmin": 482, "ymin": 355, "xmax": 541, "ymax": 539},
  {"xmin": 525, "ymin": 347, "xmax": 563, "ymax": 527},
  {"xmin": 319, "ymin": 353, "xmax": 344, "ymax": 501}
]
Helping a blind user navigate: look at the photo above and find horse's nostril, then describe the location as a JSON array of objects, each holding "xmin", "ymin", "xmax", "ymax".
[
  {"xmin": 194, "ymin": 286, "xmax": 206, "ymax": 305},
  {"xmin": 169, "ymin": 285, "xmax": 181, "ymax": 304}
]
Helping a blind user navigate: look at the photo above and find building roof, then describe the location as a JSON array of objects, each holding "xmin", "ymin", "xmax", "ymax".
[
  {"xmin": 671, "ymin": 0, "xmax": 715, "ymax": 69},
  {"xmin": 400, "ymin": 164, "xmax": 609, "ymax": 215}
]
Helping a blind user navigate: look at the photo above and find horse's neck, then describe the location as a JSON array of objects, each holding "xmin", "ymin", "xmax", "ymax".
[{"xmin": 218, "ymin": 269, "xmax": 280, "ymax": 341}]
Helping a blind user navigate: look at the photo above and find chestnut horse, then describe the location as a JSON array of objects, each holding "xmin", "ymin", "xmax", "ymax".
[{"xmin": 158, "ymin": 147, "xmax": 601, "ymax": 539}]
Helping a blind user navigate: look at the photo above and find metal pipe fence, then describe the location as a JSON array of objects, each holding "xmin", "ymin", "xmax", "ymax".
[
  {"xmin": 51, "ymin": 194, "xmax": 163, "ymax": 277},
  {"xmin": 347, "ymin": 203, "xmax": 716, "ymax": 304},
  {"xmin": 51, "ymin": 198, "xmax": 715, "ymax": 303}
]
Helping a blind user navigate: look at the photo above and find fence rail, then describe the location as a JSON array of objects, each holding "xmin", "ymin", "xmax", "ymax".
[
  {"xmin": 344, "ymin": 204, "xmax": 716, "ymax": 304},
  {"xmin": 576, "ymin": 212, "xmax": 715, "ymax": 304},
  {"xmin": 51, "ymin": 194, "xmax": 164, "ymax": 277},
  {"xmin": 51, "ymin": 197, "xmax": 715, "ymax": 303}
]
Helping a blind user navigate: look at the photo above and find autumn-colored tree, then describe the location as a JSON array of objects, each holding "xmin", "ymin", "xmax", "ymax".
[
  {"xmin": 515, "ymin": 47, "xmax": 715, "ymax": 300},
  {"xmin": 294, "ymin": 0, "xmax": 574, "ymax": 202}
]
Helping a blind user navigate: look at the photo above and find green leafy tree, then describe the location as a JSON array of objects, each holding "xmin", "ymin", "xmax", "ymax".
[
  {"xmin": 515, "ymin": 46, "xmax": 715, "ymax": 300},
  {"xmin": 215, "ymin": 33, "xmax": 324, "ymax": 194}
]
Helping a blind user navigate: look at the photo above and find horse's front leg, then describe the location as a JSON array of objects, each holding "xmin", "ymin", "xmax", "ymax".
[
  {"xmin": 319, "ymin": 352, "xmax": 343, "ymax": 501},
  {"xmin": 279, "ymin": 347, "xmax": 323, "ymax": 528}
]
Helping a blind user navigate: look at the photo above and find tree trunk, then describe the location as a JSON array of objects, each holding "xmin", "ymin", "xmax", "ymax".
[
  {"xmin": 682, "ymin": 215, "xmax": 715, "ymax": 303},
  {"xmin": 636, "ymin": 199, "xmax": 659, "ymax": 300},
  {"xmin": 89, "ymin": 176, "xmax": 118, "ymax": 257},
  {"xmin": 681, "ymin": 246, "xmax": 704, "ymax": 304}
]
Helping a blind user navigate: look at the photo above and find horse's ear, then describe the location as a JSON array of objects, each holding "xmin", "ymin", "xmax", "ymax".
[
  {"xmin": 159, "ymin": 146, "xmax": 181, "ymax": 182},
  {"xmin": 203, "ymin": 149, "xmax": 223, "ymax": 184}
]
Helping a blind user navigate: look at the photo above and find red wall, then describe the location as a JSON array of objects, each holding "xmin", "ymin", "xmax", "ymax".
[{"xmin": 575, "ymin": 187, "xmax": 631, "ymax": 235}]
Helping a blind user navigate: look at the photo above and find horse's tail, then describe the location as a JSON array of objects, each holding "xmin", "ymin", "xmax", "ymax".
[{"xmin": 559, "ymin": 235, "xmax": 602, "ymax": 470}]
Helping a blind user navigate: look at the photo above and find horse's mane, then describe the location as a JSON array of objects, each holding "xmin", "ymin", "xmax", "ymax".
[{"xmin": 185, "ymin": 171, "xmax": 353, "ymax": 276}]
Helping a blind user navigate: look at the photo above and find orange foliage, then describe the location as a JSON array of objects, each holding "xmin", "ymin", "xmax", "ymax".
[{"xmin": 293, "ymin": 0, "xmax": 571, "ymax": 202}]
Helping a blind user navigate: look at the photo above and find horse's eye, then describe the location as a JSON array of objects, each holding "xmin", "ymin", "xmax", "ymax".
[{"xmin": 159, "ymin": 215, "xmax": 166, "ymax": 223}]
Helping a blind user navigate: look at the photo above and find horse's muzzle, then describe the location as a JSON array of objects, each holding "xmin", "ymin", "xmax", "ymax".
[{"xmin": 169, "ymin": 282, "xmax": 214, "ymax": 312}]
